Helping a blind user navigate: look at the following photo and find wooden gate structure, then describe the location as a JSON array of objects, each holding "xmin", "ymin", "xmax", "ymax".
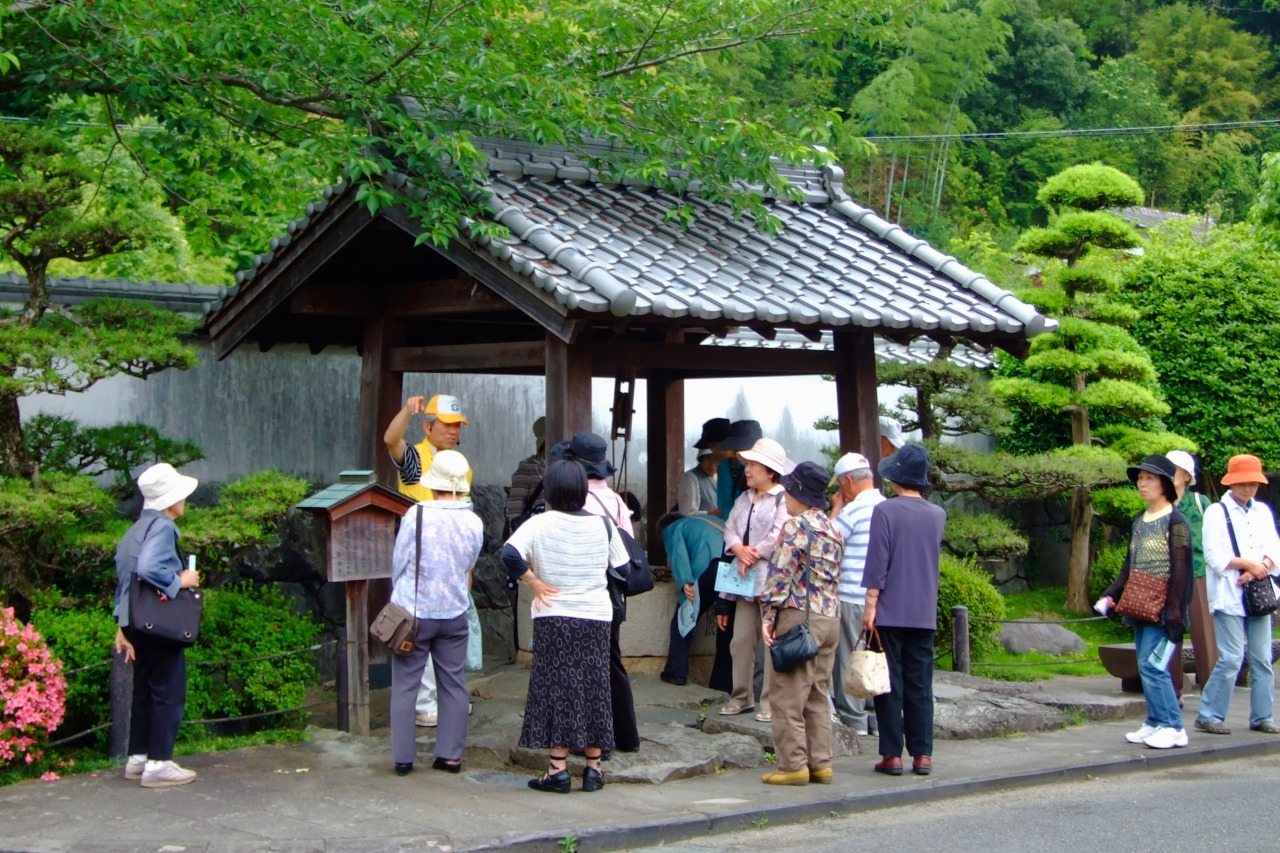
[{"xmin": 205, "ymin": 138, "xmax": 1054, "ymax": 555}]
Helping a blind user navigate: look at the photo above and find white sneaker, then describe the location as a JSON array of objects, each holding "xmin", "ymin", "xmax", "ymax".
[
  {"xmin": 123, "ymin": 754, "xmax": 146, "ymax": 780},
  {"xmin": 1143, "ymin": 727, "xmax": 1189, "ymax": 749},
  {"xmin": 415, "ymin": 712, "xmax": 438, "ymax": 727},
  {"xmin": 140, "ymin": 760, "xmax": 197, "ymax": 788},
  {"xmin": 1125, "ymin": 724, "xmax": 1159, "ymax": 744}
]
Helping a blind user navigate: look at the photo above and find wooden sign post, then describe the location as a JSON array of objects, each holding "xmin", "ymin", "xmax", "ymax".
[{"xmin": 297, "ymin": 471, "xmax": 415, "ymax": 735}]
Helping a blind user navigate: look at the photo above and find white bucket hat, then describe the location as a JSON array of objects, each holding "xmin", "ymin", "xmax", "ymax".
[
  {"xmin": 422, "ymin": 449, "xmax": 471, "ymax": 495},
  {"xmin": 138, "ymin": 463, "xmax": 199, "ymax": 511},
  {"xmin": 1166, "ymin": 450, "xmax": 1197, "ymax": 479},
  {"xmin": 738, "ymin": 438, "xmax": 793, "ymax": 477}
]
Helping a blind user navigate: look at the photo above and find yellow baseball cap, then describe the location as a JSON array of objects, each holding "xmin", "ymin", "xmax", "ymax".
[{"xmin": 425, "ymin": 394, "xmax": 468, "ymax": 425}]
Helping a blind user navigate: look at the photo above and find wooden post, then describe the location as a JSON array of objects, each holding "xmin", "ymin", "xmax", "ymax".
[
  {"xmin": 646, "ymin": 370, "xmax": 683, "ymax": 562},
  {"xmin": 359, "ymin": 316, "xmax": 405, "ymax": 487},
  {"xmin": 952, "ymin": 605, "xmax": 970, "ymax": 674},
  {"xmin": 833, "ymin": 330, "xmax": 881, "ymax": 476},
  {"xmin": 335, "ymin": 626, "xmax": 349, "ymax": 733},
  {"xmin": 545, "ymin": 333, "xmax": 593, "ymax": 444},
  {"xmin": 344, "ymin": 580, "xmax": 371, "ymax": 735},
  {"xmin": 109, "ymin": 648, "xmax": 133, "ymax": 761}
]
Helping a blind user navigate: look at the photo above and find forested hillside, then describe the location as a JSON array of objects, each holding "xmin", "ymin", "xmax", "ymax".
[{"xmin": 709, "ymin": 0, "xmax": 1280, "ymax": 248}]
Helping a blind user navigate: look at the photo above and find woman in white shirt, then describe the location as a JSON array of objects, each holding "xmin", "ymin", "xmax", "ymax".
[
  {"xmin": 714, "ymin": 437, "xmax": 792, "ymax": 723},
  {"xmin": 1196, "ymin": 454, "xmax": 1280, "ymax": 736},
  {"xmin": 502, "ymin": 459, "xmax": 630, "ymax": 793}
]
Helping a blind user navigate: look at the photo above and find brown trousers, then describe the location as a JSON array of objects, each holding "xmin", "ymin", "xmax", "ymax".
[
  {"xmin": 768, "ymin": 608, "xmax": 840, "ymax": 773},
  {"xmin": 730, "ymin": 598, "xmax": 772, "ymax": 711}
]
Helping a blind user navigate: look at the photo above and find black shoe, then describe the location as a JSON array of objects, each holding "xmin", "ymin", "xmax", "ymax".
[
  {"xmin": 659, "ymin": 672, "xmax": 687, "ymax": 686},
  {"xmin": 582, "ymin": 767, "xmax": 605, "ymax": 792},
  {"xmin": 394, "ymin": 762, "xmax": 413, "ymax": 777},
  {"xmin": 432, "ymin": 757, "xmax": 462, "ymax": 774},
  {"xmin": 527, "ymin": 769, "xmax": 571, "ymax": 794}
]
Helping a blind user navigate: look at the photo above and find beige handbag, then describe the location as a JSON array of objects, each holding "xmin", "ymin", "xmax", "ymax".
[
  {"xmin": 370, "ymin": 507, "xmax": 421, "ymax": 656},
  {"xmin": 845, "ymin": 630, "xmax": 891, "ymax": 698}
]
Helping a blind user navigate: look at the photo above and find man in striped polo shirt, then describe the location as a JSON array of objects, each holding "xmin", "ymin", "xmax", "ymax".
[{"xmin": 827, "ymin": 452, "xmax": 884, "ymax": 736}]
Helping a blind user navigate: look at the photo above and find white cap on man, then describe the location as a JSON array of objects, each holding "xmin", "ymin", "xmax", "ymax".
[{"xmin": 829, "ymin": 452, "xmax": 872, "ymax": 486}]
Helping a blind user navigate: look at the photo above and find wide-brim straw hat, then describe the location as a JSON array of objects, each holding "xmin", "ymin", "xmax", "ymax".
[{"xmin": 738, "ymin": 438, "xmax": 793, "ymax": 476}]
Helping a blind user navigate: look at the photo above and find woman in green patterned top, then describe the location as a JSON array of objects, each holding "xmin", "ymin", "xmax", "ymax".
[{"xmin": 1101, "ymin": 455, "xmax": 1193, "ymax": 750}]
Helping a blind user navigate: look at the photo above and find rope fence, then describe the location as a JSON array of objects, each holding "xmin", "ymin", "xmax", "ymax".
[{"xmin": 46, "ymin": 640, "xmax": 337, "ymax": 754}]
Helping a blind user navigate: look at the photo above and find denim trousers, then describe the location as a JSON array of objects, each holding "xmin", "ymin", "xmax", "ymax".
[
  {"xmin": 1198, "ymin": 610, "xmax": 1274, "ymax": 728},
  {"xmin": 1134, "ymin": 623, "xmax": 1183, "ymax": 730}
]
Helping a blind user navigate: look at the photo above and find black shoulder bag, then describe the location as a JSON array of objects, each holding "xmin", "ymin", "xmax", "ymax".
[
  {"xmin": 128, "ymin": 518, "xmax": 203, "ymax": 646},
  {"xmin": 1222, "ymin": 505, "xmax": 1279, "ymax": 617}
]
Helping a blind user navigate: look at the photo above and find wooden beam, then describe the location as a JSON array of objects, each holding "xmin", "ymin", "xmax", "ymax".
[
  {"xmin": 388, "ymin": 341, "xmax": 545, "ymax": 373},
  {"xmin": 645, "ymin": 370, "xmax": 684, "ymax": 565},
  {"xmin": 545, "ymin": 334, "xmax": 593, "ymax": 445},
  {"xmin": 383, "ymin": 208, "xmax": 580, "ymax": 343},
  {"xmin": 291, "ymin": 277, "xmax": 508, "ymax": 318},
  {"xmin": 595, "ymin": 341, "xmax": 839, "ymax": 377},
  {"xmin": 359, "ymin": 316, "xmax": 405, "ymax": 486},
  {"xmin": 833, "ymin": 329, "xmax": 881, "ymax": 477}
]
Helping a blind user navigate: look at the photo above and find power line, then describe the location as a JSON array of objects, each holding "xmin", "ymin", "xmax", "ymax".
[{"xmin": 864, "ymin": 118, "xmax": 1280, "ymax": 143}]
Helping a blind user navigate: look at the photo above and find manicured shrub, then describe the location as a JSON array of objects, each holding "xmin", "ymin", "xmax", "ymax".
[
  {"xmin": 937, "ymin": 554, "xmax": 1007, "ymax": 665},
  {"xmin": 185, "ymin": 584, "xmax": 321, "ymax": 729},
  {"xmin": 1091, "ymin": 487, "xmax": 1145, "ymax": 529},
  {"xmin": 1089, "ymin": 543, "xmax": 1128, "ymax": 604},
  {"xmin": 0, "ymin": 607, "xmax": 67, "ymax": 765},
  {"xmin": 26, "ymin": 591, "xmax": 115, "ymax": 740}
]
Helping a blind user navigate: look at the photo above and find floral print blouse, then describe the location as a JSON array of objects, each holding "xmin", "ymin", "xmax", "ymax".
[{"xmin": 760, "ymin": 507, "xmax": 844, "ymax": 625}]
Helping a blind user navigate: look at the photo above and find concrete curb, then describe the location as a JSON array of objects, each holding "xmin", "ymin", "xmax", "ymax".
[{"xmin": 465, "ymin": 738, "xmax": 1280, "ymax": 853}]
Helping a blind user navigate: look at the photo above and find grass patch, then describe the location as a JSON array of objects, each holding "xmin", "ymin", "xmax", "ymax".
[
  {"xmin": 967, "ymin": 587, "xmax": 1132, "ymax": 682},
  {"xmin": 0, "ymin": 727, "xmax": 310, "ymax": 788}
]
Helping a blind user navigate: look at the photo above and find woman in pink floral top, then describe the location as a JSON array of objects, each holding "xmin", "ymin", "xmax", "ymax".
[{"xmin": 759, "ymin": 461, "xmax": 844, "ymax": 785}]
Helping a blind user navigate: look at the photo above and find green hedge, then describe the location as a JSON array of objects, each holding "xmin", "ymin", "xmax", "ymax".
[
  {"xmin": 937, "ymin": 554, "xmax": 1007, "ymax": 665},
  {"xmin": 1089, "ymin": 543, "xmax": 1128, "ymax": 603},
  {"xmin": 27, "ymin": 590, "xmax": 116, "ymax": 742}
]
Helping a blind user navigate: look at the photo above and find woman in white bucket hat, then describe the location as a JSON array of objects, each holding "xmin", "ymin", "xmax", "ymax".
[
  {"xmin": 112, "ymin": 463, "xmax": 201, "ymax": 788},
  {"xmin": 715, "ymin": 437, "xmax": 793, "ymax": 723}
]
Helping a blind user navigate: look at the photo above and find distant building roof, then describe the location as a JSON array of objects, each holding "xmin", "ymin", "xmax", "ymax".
[
  {"xmin": 710, "ymin": 329, "xmax": 995, "ymax": 370},
  {"xmin": 1112, "ymin": 206, "xmax": 1213, "ymax": 234},
  {"xmin": 0, "ymin": 273, "xmax": 229, "ymax": 320}
]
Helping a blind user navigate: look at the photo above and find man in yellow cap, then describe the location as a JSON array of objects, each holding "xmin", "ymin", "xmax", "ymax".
[
  {"xmin": 383, "ymin": 393, "xmax": 473, "ymax": 726},
  {"xmin": 384, "ymin": 394, "xmax": 471, "ymax": 501}
]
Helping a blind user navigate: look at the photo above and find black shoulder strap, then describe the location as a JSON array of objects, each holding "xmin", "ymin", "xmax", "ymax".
[
  {"xmin": 521, "ymin": 479, "xmax": 545, "ymax": 514},
  {"xmin": 1221, "ymin": 502, "xmax": 1242, "ymax": 558}
]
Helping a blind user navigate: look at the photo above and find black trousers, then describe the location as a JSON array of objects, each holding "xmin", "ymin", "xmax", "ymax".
[
  {"xmin": 709, "ymin": 599, "xmax": 736, "ymax": 694},
  {"xmin": 610, "ymin": 614, "xmax": 641, "ymax": 752},
  {"xmin": 661, "ymin": 566, "xmax": 719, "ymax": 683},
  {"xmin": 124, "ymin": 628, "xmax": 187, "ymax": 761},
  {"xmin": 872, "ymin": 626, "xmax": 935, "ymax": 760}
]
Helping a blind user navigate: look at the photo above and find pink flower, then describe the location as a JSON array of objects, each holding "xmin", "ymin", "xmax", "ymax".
[{"xmin": 40, "ymin": 771, "xmax": 59, "ymax": 781}]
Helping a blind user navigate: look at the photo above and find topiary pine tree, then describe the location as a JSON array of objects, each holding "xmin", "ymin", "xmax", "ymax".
[{"xmin": 990, "ymin": 163, "xmax": 1175, "ymax": 612}]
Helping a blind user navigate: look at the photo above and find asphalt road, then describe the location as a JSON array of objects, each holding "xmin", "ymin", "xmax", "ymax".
[{"xmin": 621, "ymin": 754, "xmax": 1280, "ymax": 853}]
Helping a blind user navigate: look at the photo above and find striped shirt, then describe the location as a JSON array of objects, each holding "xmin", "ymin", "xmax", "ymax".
[{"xmin": 831, "ymin": 488, "xmax": 885, "ymax": 604}]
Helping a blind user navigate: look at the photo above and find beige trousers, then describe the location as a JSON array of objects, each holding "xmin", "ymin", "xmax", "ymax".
[
  {"xmin": 730, "ymin": 598, "xmax": 772, "ymax": 711},
  {"xmin": 768, "ymin": 607, "xmax": 840, "ymax": 773}
]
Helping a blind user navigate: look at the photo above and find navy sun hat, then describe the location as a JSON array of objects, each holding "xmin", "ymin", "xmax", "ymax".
[
  {"xmin": 567, "ymin": 431, "xmax": 616, "ymax": 480},
  {"xmin": 782, "ymin": 461, "xmax": 831, "ymax": 510},
  {"xmin": 1127, "ymin": 454, "xmax": 1176, "ymax": 489},
  {"xmin": 718, "ymin": 419, "xmax": 764, "ymax": 452},
  {"xmin": 877, "ymin": 442, "xmax": 932, "ymax": 490},
  {"xmin": 694, "ymin": 417, "xmax": 732, "ymax": 450}
]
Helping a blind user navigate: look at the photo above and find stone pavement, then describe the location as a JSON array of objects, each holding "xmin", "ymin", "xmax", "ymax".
[{"xmin": 3, "ymin": 669, "xmax": 1279, "ymax": 853}]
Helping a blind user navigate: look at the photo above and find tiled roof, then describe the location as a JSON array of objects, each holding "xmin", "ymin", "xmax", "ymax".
[
  {"xmin": 0, "ymin": 273, "xmax": 230, "ymax": 320},
  {"xmin": 231, "ymin": 139, "xmax": 1056, "ymax": 343},
  {"xmin": 1111, "ymin": 206, "xmax": 1213, "ymax": 233},
  {"xmin": 709, "ymin": 329, "xmax": 995, "ymax": 370}
]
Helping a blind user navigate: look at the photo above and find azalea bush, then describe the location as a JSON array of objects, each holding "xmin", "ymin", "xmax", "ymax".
[{"xmin": 0, "ymin": 607, "xmax": 67, "ymax": 765}]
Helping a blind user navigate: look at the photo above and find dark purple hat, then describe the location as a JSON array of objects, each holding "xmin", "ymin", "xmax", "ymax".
[
  {"xmin": 694, "ymin": 417, "xmax": 732, "ymax": 450},
  {"xmin": 782, "ymin": 461, "xmax": 830, "ymax": 509},
  {"xmin": 718, "ymin": 419, "xmax": 763, "ymax": 452},
  {"xmin": 567, "ymin": 431, "xmax": 616, "ymax": 480},
  {"xmin": 877, "ymin": 442, "xmax": 932, "ymax": 490}
]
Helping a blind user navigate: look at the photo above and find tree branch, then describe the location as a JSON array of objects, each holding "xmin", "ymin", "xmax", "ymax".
[{"xmin": 599, "ymin": 28, "xmax": 821, "ymax": 79}]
